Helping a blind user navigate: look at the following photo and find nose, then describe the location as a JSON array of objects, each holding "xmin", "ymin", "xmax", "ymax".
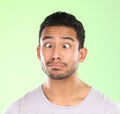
[{"xmin": 51, "ymin": 46, "xmax": 62, "ymax": 60}]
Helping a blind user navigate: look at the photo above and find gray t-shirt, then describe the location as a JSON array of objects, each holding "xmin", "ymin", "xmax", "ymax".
[{"xmin": 3, "ymin": 86, "xmax": 120, "ymax": 114}]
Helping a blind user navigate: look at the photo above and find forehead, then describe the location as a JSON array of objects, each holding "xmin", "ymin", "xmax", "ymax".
[{"xmin": 40, "ymin": 26, "xmax": 78, "ymax": 41}]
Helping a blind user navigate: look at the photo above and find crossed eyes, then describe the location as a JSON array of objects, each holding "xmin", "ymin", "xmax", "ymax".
[{"xmin": 44, "ymin": 43, "xmax": 71, "ymax": 49}]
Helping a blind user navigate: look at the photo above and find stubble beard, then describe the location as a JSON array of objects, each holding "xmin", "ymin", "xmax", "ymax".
[{"xmin": 41, "ymin": 61, "xmax": 78, "ymax": 80}]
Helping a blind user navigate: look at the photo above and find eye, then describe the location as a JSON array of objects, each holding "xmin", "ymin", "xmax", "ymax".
[
  {"xmin": 63, "ymin": 43, "xmax": 70, "ymax": 48},
  {"xmin": 44, "ymin": 43, "xmax": 53, "ymax": 48}
]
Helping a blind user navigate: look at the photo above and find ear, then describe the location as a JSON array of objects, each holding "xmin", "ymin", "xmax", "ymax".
[
  {"xmin": 37, "ymin": 46, "xmax": 41, "ymax": 60},
  {"xmin": 79, "ymin": 48, "xmax": 87, "ymax": 62}
]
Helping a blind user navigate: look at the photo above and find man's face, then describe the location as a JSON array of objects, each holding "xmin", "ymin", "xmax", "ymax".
[{"xmin": 37, "ymin": 26, "xmax": 87, "ymax": 80}]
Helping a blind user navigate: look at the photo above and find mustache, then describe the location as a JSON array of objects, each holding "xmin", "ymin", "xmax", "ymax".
[{"xmin": 46, "ymin": 60, "xmax": 67, "ymax": 66}]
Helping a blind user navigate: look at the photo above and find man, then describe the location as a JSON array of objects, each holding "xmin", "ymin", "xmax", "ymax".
[{"xmin": 4, "ymin": 11, "xmax": 120, "ymax": 114}]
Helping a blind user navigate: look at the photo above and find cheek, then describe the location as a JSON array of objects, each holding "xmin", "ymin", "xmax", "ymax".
[
  {"xmin": 68, "ymin": 50, "xmax": 79, "ymax": 60},
  {"xmin": 40, "ymin": 49, "xmax": 51, "ymax": 63},
  {"xmin": 65, "ymin": 53, "xmax": 79, "ymax": 66}
]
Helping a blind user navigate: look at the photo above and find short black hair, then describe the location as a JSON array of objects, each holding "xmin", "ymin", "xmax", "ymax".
[{"xmin": 39, "ymin": 11, "xmax": 85, "ymax": 49}]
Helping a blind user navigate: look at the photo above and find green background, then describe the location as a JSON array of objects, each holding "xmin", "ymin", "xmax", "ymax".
[{"xmin": 0, "ymin": 0, "xmax": 120, "ymax": 113}]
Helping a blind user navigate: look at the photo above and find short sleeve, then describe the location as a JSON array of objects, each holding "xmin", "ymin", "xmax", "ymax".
[
  {"xmin": 3, "ymin": 98, "xmax": 22, "ymax": 114},
  {"xmin": 104, "ymin": 98, "xmax": 120, "ymax": 114}
]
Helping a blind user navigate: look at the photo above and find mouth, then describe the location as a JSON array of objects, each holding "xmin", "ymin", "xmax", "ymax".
[
  {"xmin": 47, "ymin": 61, "xmax": 67, "ymax": 70},
  {"xmin": 48, "ymin": 63, "xmax": 64, "ymax": 69}
]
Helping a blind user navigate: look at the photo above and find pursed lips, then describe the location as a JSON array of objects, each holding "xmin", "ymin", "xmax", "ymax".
[{"xmin": 48, "ymin": 62, "xmax": 66, "ymax": 69}]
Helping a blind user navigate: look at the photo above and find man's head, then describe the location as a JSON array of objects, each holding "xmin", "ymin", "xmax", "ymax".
[
  {"xmin": 39, "ymin": 11, "xmax": 85, "ymax": 49},
  {"xmin": 37, "ymin": 11, "xmax": 87, "ymax": 80}
]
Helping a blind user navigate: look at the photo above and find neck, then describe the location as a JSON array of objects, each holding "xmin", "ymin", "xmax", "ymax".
[
  {"xmin": 44, "ymin": 75, "xmax": 82, "ymax": 94},
  {"xmin": 42, "ymin": 74, "xmax": 91, "ymax": 106}
]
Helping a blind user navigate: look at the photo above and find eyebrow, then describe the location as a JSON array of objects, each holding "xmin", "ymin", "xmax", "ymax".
[
  {"xmin": 42, "ymin": 36, "xmax": 74, "ymax": 42},
  {"xmin": 62, "ymin": 37, "xmax": 74, "ymax": 42},
  {"xmin": 42, "ymin": 36, "xmax": 53, "ymax": 40}
]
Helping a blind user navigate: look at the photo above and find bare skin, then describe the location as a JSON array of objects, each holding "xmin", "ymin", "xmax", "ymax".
[
  {"xmin": 42, "ymin": 76, "xmax": 91, "ymax": 106},
  {"xmin": 37, "ymin": 26, "xmax": 91, "ymax": 106}
]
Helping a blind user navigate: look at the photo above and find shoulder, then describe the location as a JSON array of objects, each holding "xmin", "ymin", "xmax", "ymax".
[
  {"xmin": 91, "ymin": 88, "xmax": 120, "ymax": 113},
  {"xmin": 104, "ymin": 96, "xmax": 120, "ymax": 114},
  {"xmin": 3, "ymin": 87, "xmax": 40, "ymax": 114},
  {"xmin": 3, "ymin": 98, "xmax": 22, "ymax": 114}
]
